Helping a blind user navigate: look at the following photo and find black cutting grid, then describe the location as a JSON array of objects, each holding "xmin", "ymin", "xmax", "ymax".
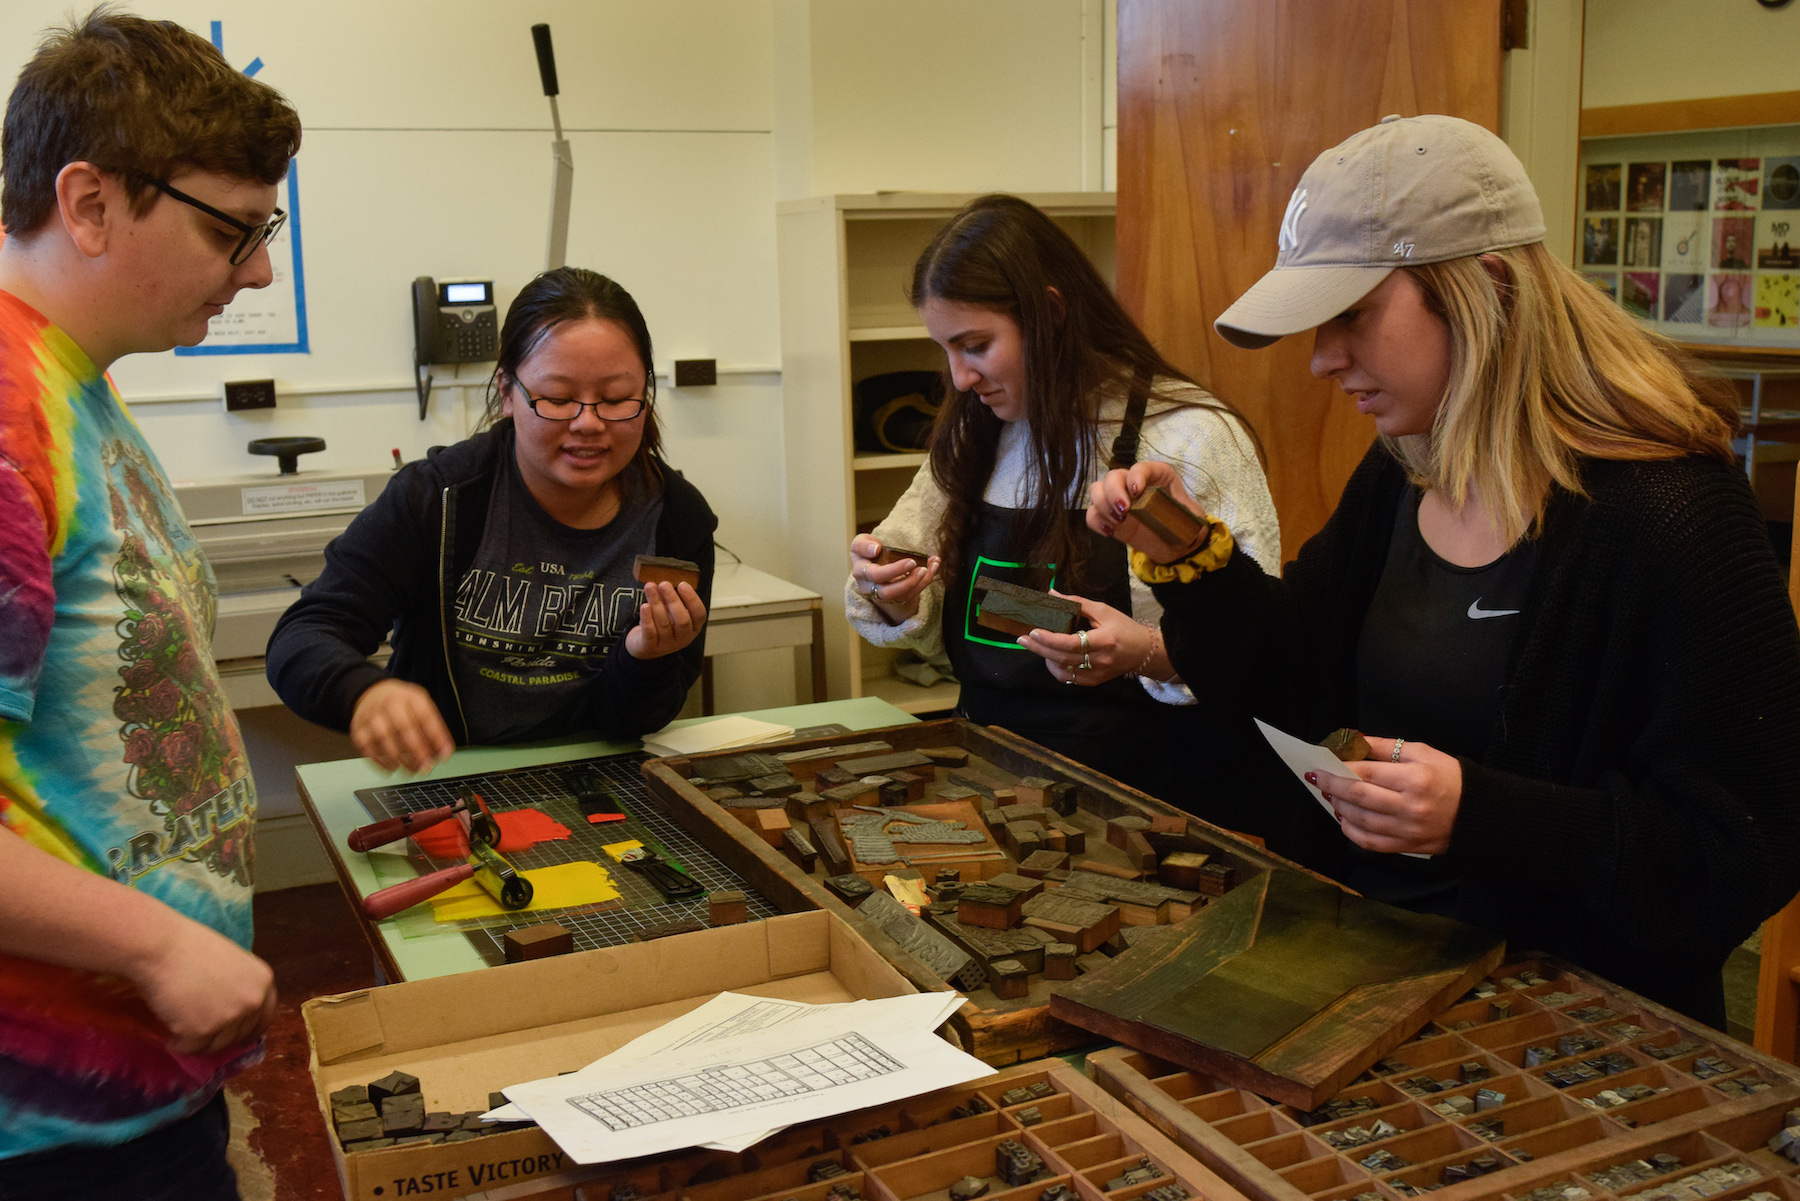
[{"xmin": 354, "ymin": 752, "xmax": 781, "ymax": 966}]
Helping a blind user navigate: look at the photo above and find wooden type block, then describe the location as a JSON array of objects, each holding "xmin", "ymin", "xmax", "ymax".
[
  {"xmin": 1124, "ymin": 831, "xmax": 1159, "ymax": 872},
  {"xmin": 422, "ymin": 1112, "xmax": 461, "ymax": 1134},
  {"xmin": 1044, "ymin": 942, "xmax": 1080, "ymax": 980},
  {"xmin": 1100, "ymin": 929, "xmax": 1130, "ymax": 957},
  {"xmin": 823, "ymin": 873, "xmax": 874, "ymax": 907},
  {"xmin": 958, "ymin": 884, "xmax": 1026, "ymax": 930},
  {"xmin": 754, "ymin": 808, "xmax": 792, "ymax": 846},
  {"xmin": 1076, "ymin": 858, "xmax": 1145, "ymax": 881},
  {"xmin": 819, "ymin": 780, "xmax": 877, "ymax": 808},
  {"xmin": 1158, "ymin": 850, "xmax": 1210, "ymax": 890},
  {"xmin": 1042, "ymin": 824, "xmax": 1066, "ymax": 852},
  {"xmin": 973, "ymin": 577, "xmax": 1083, "ymax": 637},
  {"xmin": 948, "ymin": 768, "xmax": 1011, "ymax": 799},
  {"xmin": 857, "ymin": 890, "xmax": 984, "ymax": 991},
  {"xmin": 836, "ymin": 749, "xmax": 934, "ymax": 776},
  {"xmin": 1018, "ymin": 850, "xmax": 1069, "ymax": 878},
  {"xmin": 502, "ymin": 922, "xmax": 574, "ymax": 963},
  {"xmin": 1045, "ymin": 781, "xmax": 1079, "ymax": 816},
  {"xmin": 1045, "ymin": 868, "xmax": 1072, "ymax": 882},
  {"xmin": 1197, "ymin": 862, "xmax": 1234, "ymax": 896},
  {"xmin": 1021, "ymin": 892, "xmax": 1122, "ymax": 953},
  {"xmin": 703, "ymin": 785, "xmax": 743, "ymax": 803},
  {"xmin": 810, "ymin": 818, "xmax": 853, "ymax": 877},
  {"xmin": 691, "ymin": 751, "xmax": 787, "ymax": 784},
  {"xmin": 367, "ymin": 1071, "xmax": 420, "ymax": 1108},
  {"xmin": 930, "ymin": 915, "xmax": 1047, "ymax": 973},
  {"xmin": 380, "ymin": 1093, "xmax": 426, "ymax": 1137},
  {"xmin": 634, "ymin": 920, "xmax": 706, "ymax": 941},
  {"xmin": 987, "ymin": 873, "xmax": 1046, "ymax": 901},
  {"xmin": 1148, "ymin": 815, "xmax": 1188, "ymax": 838},
  {"xmin": 920, "ymin": 746, "xmax": 970, "ymax": 768},
  {"xmin": 873, "ymin": 544, "xmax": 929, "ymax": 567},
  {"xmin": 330, "ymin": 1084, "xmax": 370, "ymax": 1108},
  {"xmin": 990, "ymin": 958, "xmax": 1031, "ymax": 1000},
  {"xmin": 749, "ymin": 773, "xmax": 802, "ymax": 797},
  {"xmin": 1127, "ymin": 484, "xmax": 1206, "ymax": 549},
  {"xmin": 1013, "ymin": 777, "xmax": 1054, "ymax": 805},
  {"xmin": 1051, "ymin": 820, "xmax": 1086, "ymax": 854},
  {"xmin": 708, "ymin": 889, "xmax": 748, "ymax": 926},
  {"xmin": 776, "ymin": 739, "xmax": 891, "ymax": 775},
  {"xmin": 338, "ymin": 1117, "xmax": 384, "ymax": 1143},
  {"xmin": 997, "ymin": 803, "xmax": 1050, "ymax": 824},
  {"xmin": 785, "ymin": 791, "xmax": 833, "ymax": 825},
  {"xmin": 1107, "ymin": 815, "xmax": 1152, "ymax": 849},
  {"xmin": 814, "ymin": 767, "xmax": 857, "ymax": 790},
  {"xmin": 1321, "ymin": 727, "xmax": 1373, "ymax": 762},
  {"xmin": 782, "ymin": 827, "xmax": 818, "ymax": 872},
  {"xmin": 879, "ymin": 780, "xmax": 909, "ymax": 807},
  {"xmin": 633, "ymin": 554, "xmax": 701, "ymax": 590},
  {"xmin": 888, "ymin": 769, "xmax": 928, "ymax": 802},
  {"xmin": 333, "ymin": 1099, "xmax": 378, "ymax": 1127},
  {"xmin": 1047, "ymin": 868, "xmax": 1506, "ymax": 1109},
  {"xmin": 936, "ymin": 785, "xmax": 980, "ymax": 803},
  {"xmin": 1005, "ymin": 821, "xmax": 1046, "ymax": 858}
]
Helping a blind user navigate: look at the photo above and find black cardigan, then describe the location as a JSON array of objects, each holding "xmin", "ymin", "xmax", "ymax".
[
  {"xmin": 1155, "ymin": 443, "xmax": 1800, "ymax": 1023},
  {"xmin": 266, "ymin": 420, "xmax": 717, "ymax": 744}
]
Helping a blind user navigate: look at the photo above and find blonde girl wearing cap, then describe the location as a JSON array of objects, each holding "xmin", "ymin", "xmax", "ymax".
[
  {"xmin": 1089, "ymin": 115, "xmax": 1800, "ymax": 1024},
  {"xmin": 846, "ymin": 194, "xmax": 1278, "ymax": 809}
]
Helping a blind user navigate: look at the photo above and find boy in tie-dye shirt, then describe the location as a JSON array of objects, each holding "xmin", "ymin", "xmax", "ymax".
[{"xmin": 0, "ymin": 11, "xmax": 300, "ymax": 1197}]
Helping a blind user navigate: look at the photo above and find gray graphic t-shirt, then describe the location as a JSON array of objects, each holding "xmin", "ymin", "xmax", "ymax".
[{"xmin": 452, "ymin": 456, "xmax": 662, "ymax": 742}]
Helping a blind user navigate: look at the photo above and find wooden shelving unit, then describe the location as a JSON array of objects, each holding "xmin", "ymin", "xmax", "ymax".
[{"xmin": 776, "ymin": 191, "xmax": 1116, "ymax": 704}]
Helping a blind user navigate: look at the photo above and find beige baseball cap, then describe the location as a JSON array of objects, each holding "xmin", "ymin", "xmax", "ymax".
[{"xmin": 1215, "ymin": 114, "xmax": 1546, "ymax": 349}]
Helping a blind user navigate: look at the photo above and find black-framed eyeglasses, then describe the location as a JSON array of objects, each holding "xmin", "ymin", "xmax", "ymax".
[
  {"xmin": 514, "ymin": 383, "xmax": 647, "ymax": 423},
  {"xmin": 144, "ymin": 176, "xmax": 287, "ymax": 266}
]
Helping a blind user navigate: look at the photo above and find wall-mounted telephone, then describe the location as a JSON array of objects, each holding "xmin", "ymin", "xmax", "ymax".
[{"xmin": 412, "ymin": 276, "xmax": 497, "ymax": 419}]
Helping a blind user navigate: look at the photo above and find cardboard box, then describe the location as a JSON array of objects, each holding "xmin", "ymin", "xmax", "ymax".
[{"xmin": 305, "ymin": 911, "xmax": 921, "ymax": 1201}]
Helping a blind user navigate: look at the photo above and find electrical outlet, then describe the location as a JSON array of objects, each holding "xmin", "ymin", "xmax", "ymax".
[
  {"xmin": 224, "ymin": 379, "xmax": 277, "ymax": 412},
  {"xmin": 673, "ymin": 359, "xmax": 717, "ymax": 387}
]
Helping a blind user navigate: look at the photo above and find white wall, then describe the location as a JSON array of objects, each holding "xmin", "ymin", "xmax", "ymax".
[{"xmin": 1583, "ymin": 0, "xmax": 1800, "ymax": 109}]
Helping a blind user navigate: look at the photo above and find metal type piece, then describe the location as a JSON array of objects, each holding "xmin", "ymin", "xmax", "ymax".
[{"xmin": 995, "ymin": 1139, "xmax": 1048, "ymax": 1187}]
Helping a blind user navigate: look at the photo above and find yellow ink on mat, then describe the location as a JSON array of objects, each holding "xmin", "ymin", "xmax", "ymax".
[
  {"xmin": 429, "ymin": 860, "xmax": 619, "ymax": 922},
  {"xmin": 600, "ymin": 839, "xmax": 644, "ymax": 861}
]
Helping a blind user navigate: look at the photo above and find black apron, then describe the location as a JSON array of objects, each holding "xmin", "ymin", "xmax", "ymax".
[{"xmin": 941, "ymin": 382, "xmax": 1197, "ymax": 801}]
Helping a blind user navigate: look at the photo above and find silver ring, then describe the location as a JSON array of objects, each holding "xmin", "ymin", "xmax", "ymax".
[
  {"xmin": 866, "ymin": 580, "xmax": 880, "ymax": 598},
  {"xmin": 1391, "ymin": 738, "xmax": 1405, "ymax": 763},
  {"xmin": 1078, "ymin": 629, "xmax": 1090, "ymax": 652},
  {"xmin": 1077, "ymin": 653, "xmax": 1092, "ymax": 671}
]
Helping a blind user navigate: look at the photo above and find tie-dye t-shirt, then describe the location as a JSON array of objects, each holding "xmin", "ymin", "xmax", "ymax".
[{"xmin": 0, "ymin": 291, "xmax": 259, "ymax": 1155}]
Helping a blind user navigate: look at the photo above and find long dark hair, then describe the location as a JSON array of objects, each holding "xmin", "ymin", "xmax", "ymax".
[
  {"xmin": 911, "ymin": 194, "xmax": 1242, "ymax": 586},
  {"xmin": 482, "ymin": 267, "xmax": 665, "ymax": 493}
]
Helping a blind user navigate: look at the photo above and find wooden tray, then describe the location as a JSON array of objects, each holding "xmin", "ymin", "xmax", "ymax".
[
  {"xmin": 493, "ymin": 1062, "xmax": 1253, "ymax": 1201},
  {"xmin": 1087, "ymin": 956, "xmax": 1800, "ymax": 1201},
  {"xmin": 641, "ymin": 719, "xmax": 1365, "ymax": 1067}
]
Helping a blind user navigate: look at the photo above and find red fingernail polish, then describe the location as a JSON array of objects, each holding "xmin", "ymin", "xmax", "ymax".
[
  {"xmin": 1099, "ymin": 524, "xmax": 1114, "ymax": 537},
  {"xmin": 1304, "ymin": 772, "xmax": 1316, "ymax": 785},
  {"xmin": 1114, "ymin": 502, "xmax": 1127, "ymax": 519}
]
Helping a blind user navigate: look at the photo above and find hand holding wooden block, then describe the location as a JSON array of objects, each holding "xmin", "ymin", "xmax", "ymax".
[
  {"xmin": 1128, "ymin": 485, "xmax": 1206, "ymax": 551},
  {"xmin": 633, "ymin": 554, "xmax": 701, "ymax": 590}
]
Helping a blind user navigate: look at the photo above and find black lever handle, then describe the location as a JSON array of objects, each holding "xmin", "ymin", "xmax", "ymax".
[{"xmin": 531, "ymin": 24, "xmax": 559, "ymax": 97}]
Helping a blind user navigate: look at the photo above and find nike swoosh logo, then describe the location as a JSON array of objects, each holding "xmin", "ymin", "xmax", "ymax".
[{"xmin": 1468, "ymin": 599, "xmax": 1521, "ymax": 619}]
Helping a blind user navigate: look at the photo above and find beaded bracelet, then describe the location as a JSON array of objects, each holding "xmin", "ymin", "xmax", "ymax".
[{"xmin": 1128, "ymin": 625, "xmax": 1172, "ymax": 681}]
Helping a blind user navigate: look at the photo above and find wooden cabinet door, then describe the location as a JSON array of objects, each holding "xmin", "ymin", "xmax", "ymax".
[{"xmin": 1117, "ymin": 0, "xmax": 1504, "ymax": 557}]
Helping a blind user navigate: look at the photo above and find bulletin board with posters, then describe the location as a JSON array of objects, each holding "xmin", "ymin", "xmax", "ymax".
[{"xmin": 1578, "ymin": 125, "xmax": 1800, "ymax": 347}]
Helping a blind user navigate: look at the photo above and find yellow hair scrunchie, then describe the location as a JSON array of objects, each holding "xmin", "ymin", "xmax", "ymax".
[{"xmin": 1129, "ymin": 518, "xmax": 1234, "ymax": 584}]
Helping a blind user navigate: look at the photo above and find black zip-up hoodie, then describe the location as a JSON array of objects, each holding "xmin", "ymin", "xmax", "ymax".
[{"xmin": 265, "ymin": 419, "xmax": 716, "ymax": 743}]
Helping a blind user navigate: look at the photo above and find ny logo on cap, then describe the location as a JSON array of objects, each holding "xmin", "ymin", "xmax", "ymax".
[{"xmin": 1279, "ymin": 188, "xmax": 1308, "ymax": 258}]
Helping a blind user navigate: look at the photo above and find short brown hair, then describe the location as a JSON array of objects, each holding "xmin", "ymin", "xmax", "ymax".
[{"xmin": 2, "ymin": 6, "xmax": 302, "ymax": 237}]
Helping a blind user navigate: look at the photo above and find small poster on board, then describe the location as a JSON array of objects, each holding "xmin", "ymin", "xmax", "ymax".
[
  {"xmin": 1755, "ymin": 274, "xmax": 1800, "ymax": 327},
  {"xmin": 1623, "ymin": 217, "xmax": 1662, "ymax": 268},
  {"xmin": 1765, "ymin": 157, "xmax": 1800, "ymax": 211},
  {"xmin": 1663, "ymin": 274, "xmax": 1705, "ymax": 323},
  {"xmin": 173, "ymin": 159, "xmax": 309, "ymax": 356},
  {"xmin": 1585, "ymin": 163, "xmax": 1622, "ymax": 211},
  {"xmin": 1713, "ymin": 158, "xmax": 1761, "ymax": 211},
  {"xmin": 1708, "ymin": 274, "xmax": 1754, "ymax": 327},
  {"xmin": 1713, "ymin": 216, "xmax": 1755, "ymax": 269},
  {"xmin": 1669, "ymin": 161, "xmax": 1712, "ymax": 212},
  {"xmin": 1627, "ymin": 163, "xmax": 1667, "ymax": 212},
  {"xmin": 1758, "ymin": 213, "xmax": 1800, "ymax": 270},
  {"xmin": 1583, "ymin": 217, "xmax": 1620, "ymax": 266},
  {"xmin": 1583, "ymin": 272, "xmax": 1619, "ymax": 300},
  {"xmin": 1662, "ymin": 213, "xmax": 1706, "ymax": 271},
  {"xmin": 1621, "ymin": 272, "xmax": 1659, "ymax": 320}
]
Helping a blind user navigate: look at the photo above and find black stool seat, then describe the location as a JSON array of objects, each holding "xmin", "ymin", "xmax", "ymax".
[{"xmin": 248, "ymin": 436, "xmax": 326, "ymax": 475}]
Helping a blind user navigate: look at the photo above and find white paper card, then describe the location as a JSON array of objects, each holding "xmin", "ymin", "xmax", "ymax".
[{"xmin": 1254, "ymin": 719, "xmax": 1432, "ymax": 860}]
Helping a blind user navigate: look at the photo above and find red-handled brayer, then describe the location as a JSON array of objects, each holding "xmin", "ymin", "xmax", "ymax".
[
  {"xmin": 346, "ymin": 789, "xmax": 499, "ymax": 852},
  {"xmin": 355, "ymin": 799, "xmax": 530, "ymax": 920}
]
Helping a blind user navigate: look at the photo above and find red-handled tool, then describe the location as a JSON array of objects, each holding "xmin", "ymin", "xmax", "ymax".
[
  {"xmin": 361, "ymin": 863, "xmax": 476, "ymax": 920},
  {"xmin": 347, "ymin": 803, "xmax": 461, "ymax": 852}
]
